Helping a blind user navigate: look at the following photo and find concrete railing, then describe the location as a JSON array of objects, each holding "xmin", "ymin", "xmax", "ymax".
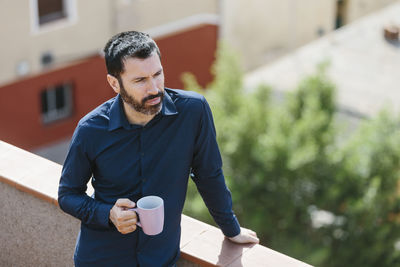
[{"xmin": 0, "ymin": 140, "xmax": 312, "ymax": 266}]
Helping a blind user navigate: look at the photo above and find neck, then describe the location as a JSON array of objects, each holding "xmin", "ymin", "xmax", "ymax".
[{"xmin": 122, "ymin": 102, "xmax": 158, "ymax": 126}]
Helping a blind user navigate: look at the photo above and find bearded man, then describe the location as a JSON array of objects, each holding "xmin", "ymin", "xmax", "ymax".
[{"xmin": 58, "ymin": 31, "xmax": 258, "ymax": 267}]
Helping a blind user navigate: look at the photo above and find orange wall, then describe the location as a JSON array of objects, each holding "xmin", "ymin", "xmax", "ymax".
[
  {"xmin": 0, "ymin": 55, "xmax": 114, "ymax": 150},
  {"xmin": 157, "ymin": 24, "xmax": 217, "ymax": 89},
  {"xmin": 0, "ymin": 24, "xmax": 217, "ymax": 151}
]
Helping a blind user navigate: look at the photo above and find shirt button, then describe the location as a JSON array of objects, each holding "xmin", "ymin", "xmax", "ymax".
[
  {"xmin": 142, "ymin": 178, "xmax": 147, "ymax": 182},
  {"xmin": 141, "ymin": 152, "xmax": 145, "ymax": 157}
]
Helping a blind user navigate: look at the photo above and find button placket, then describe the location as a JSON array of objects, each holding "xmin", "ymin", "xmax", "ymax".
[
  {"xmin": 138, "ymin": 129, "xmax": 143, "ymax": 178},
  {"xmin": 139, "ymin": 128, "xmax": 146, "ymax": 184}
]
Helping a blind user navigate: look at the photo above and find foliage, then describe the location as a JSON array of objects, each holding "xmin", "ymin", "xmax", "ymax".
[{"xmin": 182, "ymin": 43, "xmax": 400, "ymax": 267}]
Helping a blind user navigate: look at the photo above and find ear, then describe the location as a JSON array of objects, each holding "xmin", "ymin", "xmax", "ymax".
[{"xmin": 107, "ymin": 74, "xmax": 120, "ymax": 94}]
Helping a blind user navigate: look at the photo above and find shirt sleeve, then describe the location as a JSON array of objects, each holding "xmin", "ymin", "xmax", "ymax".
[
  {"xmin": 58, "ymin": 125, "xmax": 113, "ymax": 229},
  {"xmin": 191, "ymin": 97, "xmax": 241, "ymax": 237}
]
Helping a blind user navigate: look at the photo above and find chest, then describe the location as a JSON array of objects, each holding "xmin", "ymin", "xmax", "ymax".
[{"xmin": 90, "ymin": 116, "xmax": 196, "ymax": 187}]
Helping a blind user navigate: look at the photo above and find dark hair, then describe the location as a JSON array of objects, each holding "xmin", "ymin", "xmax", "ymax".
[{"xmin": 103, "ymin": 31, "xmax": 161, "ymax": 78}]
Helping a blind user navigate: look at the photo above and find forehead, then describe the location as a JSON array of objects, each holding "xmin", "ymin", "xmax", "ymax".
[{"xmin": 121, "ymin": 53, "xmax": 162, "ymax": 77}]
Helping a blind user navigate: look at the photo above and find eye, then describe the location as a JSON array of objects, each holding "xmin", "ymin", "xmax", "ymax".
[
  {"xmin": 134, "ymin": 78, "xmax": 145, "ymax": 83},
  {"xmin": 154, "ymin": 70, "xmax": 163, "ymax": 77}
]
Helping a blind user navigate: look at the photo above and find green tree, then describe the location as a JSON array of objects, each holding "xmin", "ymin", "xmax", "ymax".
[
  {"xmin": 319, "ymin": 111, "xmax": 400, "ymax": 267},
  {"xmin": 183, "ymin": 44, "xmax": 400, "ymax": 267}
]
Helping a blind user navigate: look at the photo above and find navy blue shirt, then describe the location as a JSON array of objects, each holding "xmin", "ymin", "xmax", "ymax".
[{"xmin": 58, "ymin": 88, "xmax": 240, "ymax": 266}]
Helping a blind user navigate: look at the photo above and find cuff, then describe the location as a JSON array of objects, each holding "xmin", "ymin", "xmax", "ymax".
[
  {"xmin": 220, "ymin": 215, "xmax": 241, "ymax": 237},
  {"xmin": 96, "ymin": 203, "xmax": 114, "ymax": 229}
]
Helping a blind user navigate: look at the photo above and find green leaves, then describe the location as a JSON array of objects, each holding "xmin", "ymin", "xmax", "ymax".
[{"xmin": 182, "ymin": 44, "xmax": 400, "ymax": 267}]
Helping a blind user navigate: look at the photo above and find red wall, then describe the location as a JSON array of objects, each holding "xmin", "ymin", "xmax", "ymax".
[
  {"xmin": 156, "ymin": 24, "xmax": 217, "ymax": 89},
  {"xmin": 0, "ymin": 24, "xmax": 218, "ymax": 151},
  {"xmin": 0, "ymin": 55, "xmax": 114, "ymax": 150}
]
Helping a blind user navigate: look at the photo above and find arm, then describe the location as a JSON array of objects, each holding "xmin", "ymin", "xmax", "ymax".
[
  {"xmin": 57, "ymin": 126, "xmax": 113, "ymax": 229},
  {"xmin": 191, "ymin": 97, "xmax": 258, "ymax": 244}
]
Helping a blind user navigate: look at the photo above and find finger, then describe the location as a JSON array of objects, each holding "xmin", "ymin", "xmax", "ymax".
[
  {"xmin": 247, "ymin": 231, "xmax": 258, "ymax": 238},
  {"xmin": 117, "ymin": 217, "xmax": 138, "ymax": 228},
  {"xmin": 115, "ymin": 198, "xmax": 136, "ymax": 209},
  {"xmin": 229, "ymin": 233, "xmax": 260, "ymax": 244},
  {"xmin": 237, "ymin": 235, "xmax": 259, "ymax": 244},
  {"xmin": 120, "ymin": 210, "xmax": 138, "ymax": 220},
  {"xmin": 247, "ymin": 235, "xmax": 260, "ymax": 244},
  {"xmin": 119, "ymin": 224, "xmax": 137, "ymax": 235},
  {"xmin": 242, "ymin": 228, "xmax": 258, "ymax": 239},
  {"xmin": 242, "ymin": 234, "xmax": 260, "ymax": 243},
  {"xmin": 242, "ymin": 227, "xmax": 257, "ymax": 236},
  {"xmin": 115, "ymin": 212, "xmax": 137, "ymax": 226}
]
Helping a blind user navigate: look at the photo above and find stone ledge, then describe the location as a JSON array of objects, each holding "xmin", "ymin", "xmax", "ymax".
[
  {"xmin": 0, "ymin": 140, "xmax": 313, "ymax": 266},
  {"xmin": 180, "ymin": 215, "xmax": 311, "ymax": 267}
]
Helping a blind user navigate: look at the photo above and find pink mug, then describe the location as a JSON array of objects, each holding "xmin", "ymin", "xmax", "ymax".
[{"xmin": 130, "ymin": 196, "xmax": 164, "ymax": 236}]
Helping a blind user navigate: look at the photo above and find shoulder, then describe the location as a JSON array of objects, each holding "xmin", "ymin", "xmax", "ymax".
[
  {"xmin": 165, "ymin": 88, "xmax": 207, "ymax": 113},
  {"xmin": 74, "ymin": 97, "xmax": 115, "ymax": 140},
  {"xmin": 166, "ymin": 88, "xmax": 205, "ymax": 101}
]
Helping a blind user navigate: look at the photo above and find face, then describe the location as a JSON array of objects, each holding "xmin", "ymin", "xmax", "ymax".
[{"xmin": 109, "ymin": 52, "xmax": 165, "ymax": 116}]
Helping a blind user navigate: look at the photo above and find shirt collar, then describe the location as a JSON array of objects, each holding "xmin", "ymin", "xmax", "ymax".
[
  {"xmin": 161, "ymin": 89, "xmax": 178, "ymax": 116},
  {"xmin": 108, "ymin": 89, "xmax": 178, "ymax": 131},
  {"xmin": 108, "ymin": 94, "xmax": 130, "ymax": 131}
]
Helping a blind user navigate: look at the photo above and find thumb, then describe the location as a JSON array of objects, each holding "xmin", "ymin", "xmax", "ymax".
[{"xmin": 115, "ymin": 198, "xmax": 136, "ymax": 209}]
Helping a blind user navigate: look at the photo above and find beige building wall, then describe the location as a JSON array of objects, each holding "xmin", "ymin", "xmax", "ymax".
[
  {"xmin": 0, "ymin": 0, "xmax": 219, "ymax": 86},
  {"xmin": 0, "ymin": 0, "xmax": 113, "ymax": 85},
  {"xmin": 115, "ymin": 0, "xmax": 218, "ymax": 36},
  {"xmin": 220, "ymin": 0, "xmax": 337, "ymax": 70},
  {"xmin": 346, "ymin": 0, "xmax": 398, "ymax": 23}
]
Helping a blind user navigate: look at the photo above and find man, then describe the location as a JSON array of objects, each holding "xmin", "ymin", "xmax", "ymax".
[{"xmin": 58, "ymin": 31, "xmax": 258, "ymax": 267}]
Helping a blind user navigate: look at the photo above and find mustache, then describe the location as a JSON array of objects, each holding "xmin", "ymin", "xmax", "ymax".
[{"xmin": 142, "ymin": 91, "xmax": 163, "ymax": 103}]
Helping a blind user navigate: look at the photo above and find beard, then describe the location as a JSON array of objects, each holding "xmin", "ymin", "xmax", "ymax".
[{"xmin": 119, "ymin": 79, "xmax": 164, "ymax": 116}]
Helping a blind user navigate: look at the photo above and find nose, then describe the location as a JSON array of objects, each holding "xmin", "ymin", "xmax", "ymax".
[{"xmin": 147, "ymin": 78, "xmax": 159, "ymax": 95}]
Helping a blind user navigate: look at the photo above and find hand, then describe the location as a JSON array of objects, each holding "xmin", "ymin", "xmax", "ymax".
[
  {"xmin": 109, "ymin": 198, "xmax": 138, "ymax": 234},
  {"xmin": 228, "ymin": 227, "xmax": 259, "ymax": 244}
]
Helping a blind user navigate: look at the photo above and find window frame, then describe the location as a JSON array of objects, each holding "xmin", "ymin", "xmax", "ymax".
[
  {"xmin": 40, "ymin": 82, "xmax": 74, "ymax": 124},
  {"xmin": 30, "ymin": 0, "xmax": 77, "ymax": 34}
]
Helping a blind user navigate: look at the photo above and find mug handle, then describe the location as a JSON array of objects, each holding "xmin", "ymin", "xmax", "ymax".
[{"xmin": 130, "ymin": 207, "xmax": 142, "ymax": 228}]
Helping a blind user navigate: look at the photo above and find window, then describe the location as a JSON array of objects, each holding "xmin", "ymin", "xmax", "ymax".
[
  {"xmin": 30, "ymin": 0, "xmax": 77, "ymax": 33},
  {"xmin": 38, "ymin": 0, "xmax": 66, "ymax": 25},
  {"xmin": 40, "ymin": 83, "xmax": 73, "ymax": 124}
]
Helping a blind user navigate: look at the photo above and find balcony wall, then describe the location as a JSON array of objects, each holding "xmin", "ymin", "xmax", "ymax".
[{"xmin": 0, "ymin": 140, "xmax": 312, "ymax": 266}]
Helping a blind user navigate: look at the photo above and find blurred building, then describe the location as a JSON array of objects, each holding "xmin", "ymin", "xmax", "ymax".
[
  {"xmin": 245, "ymin": 2, "xmax": 400, "ymax": 130},
  {"xmin": 0, "ymin": 0, "xmax": 397, "ymax": 163},
  {"xmin": 0, "ymin": 0, "xmax": 219, "ymax": 86},
  {"xmin": 0, "ymin": 0, "xmax": 219, "ymax": 162},
  {"xmin": 220, "ymin": 0, "xmax": 398, "ymax": 70}
]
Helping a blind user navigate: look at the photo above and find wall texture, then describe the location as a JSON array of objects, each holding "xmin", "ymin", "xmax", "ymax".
[{"xmin": 0, "ymin": 183, "xmax": 79, "ymax": 266}]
